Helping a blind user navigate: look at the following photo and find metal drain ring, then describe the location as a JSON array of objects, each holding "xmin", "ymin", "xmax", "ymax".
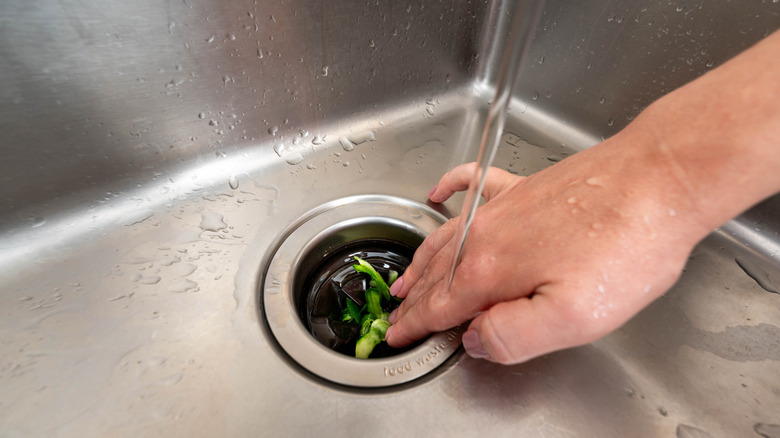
[{"xmin": 261, "ymin": 195, "xmax": 463, "ymax": 388}]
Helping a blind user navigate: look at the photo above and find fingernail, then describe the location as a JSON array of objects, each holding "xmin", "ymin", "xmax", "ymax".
[
  {"xmin": 462, "ymin": 329, "xmax": 490, "ymax": 359},
  {"xmin": 389, "ymin": 276, "xmax": 403, "ymax": 296},
  {"xmin": 388, "ymin": 308, "xmax": 398, "ymax": 324},
  {"xmin": 427, "ymin": 184, "xmax": 438, "ymax": 199}
]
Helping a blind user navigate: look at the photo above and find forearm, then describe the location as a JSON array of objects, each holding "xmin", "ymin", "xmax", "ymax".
[{"xmin": 623, "ymin": 29, "xmax": 780, "ymax": 235}]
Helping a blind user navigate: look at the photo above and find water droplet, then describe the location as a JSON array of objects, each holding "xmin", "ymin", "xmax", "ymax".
[
  {"xmin": 273, "ymin": 143, "xmax": 286, "ymax": 157},
  {"xmin": 676, "ymin": 424, "xmax": 713, "ymax": 438},
  {"xmin": 348, "ymin": 130, "xmax": 376, "ymax": 145},
  {"xmin": 735, "ymin": 258, "xmax": 779, "ymax": 294},
  {"xmin": 306, "ymin": 163, "xmax": 317, "ymax": 170},
  {"xmin": 657, "ymin": 407, "xmax": 668, "ymax": 416},
  {"xmin": 585, "ymin": 177, "xmax": 604, "ymax": 186},
  {"xmin": 171, "ymin": 263, "xmax": 197, "ymax": 277},
  {"xmin": 754, "ymin": 423, "xmax": 780, "ymax": 438},
  {"xmin": 257, "ymin": 48, "xmax": 264, "ymax": 58},
  {"xmin": 228, "ymin": 175, "xmax": 239, "ymax": 189},
  {"xmin": 312, "ymin": 135, "xmax": 325, "ymax": 145},
  {"xmin": 285, "ymin": 152, "xmax": 304, "ymax": 165},
  {"xmin": 31, "ymin": 217, "xmax": 46, "ymax": 228},
  {"xmin": 599, "ymin": 97, "xmax": 606, "ymax": 104},
  {"xmin": 268, "ymin": 126, "xmax": 279, "ymax": 136},
  {"xmin": 209, "ymin": 120, "xmax": 219, "ymax": 127},
  {"xmin": 198, "ymin": 112, "xmax": 206, "ymax": 119},
  {"xmin": 124, "ymin": 210, "xmax": 155, "ymax": 226},
  {"xmin": 339, "ymin": 136, "xmax": 355, "ymax": 151},
  {"xmin": 139, "ymin": 276, "xmax": 162, "ymax": 285},
  {"xmin": 321, "ymin": 65, "xmax": 329, "ymax": 76},
  {"xmin": 607, "ymin": 118, "xmax": 615, "ymax": 126},
  {"xmin": 169, "ymin": 278, "xmax": 198, "ymax": 293},
  {"xmin": 532, "ymin": 91, "xmax": 539, "ymax": 100},
  {"xmin": 545, "ymin": 155, "xmax": 562, "ymax": 162},
  {"xmin": 199, "ymin": 212, "xmax": 227, "ymax": 232}
]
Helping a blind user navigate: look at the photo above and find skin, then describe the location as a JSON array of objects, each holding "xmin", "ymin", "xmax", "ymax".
[{"xmin": 384, "ymin": 29, "xmax": 780, "ymax": 365}]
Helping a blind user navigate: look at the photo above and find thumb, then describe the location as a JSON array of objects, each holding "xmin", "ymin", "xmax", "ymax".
[
  {"xmin": 461, "ymin": 293, "xmax": 609, "ymax": 365},
  {"xmin": 429, "ymin": 163, "xmax": 521, "ymax": 203}
]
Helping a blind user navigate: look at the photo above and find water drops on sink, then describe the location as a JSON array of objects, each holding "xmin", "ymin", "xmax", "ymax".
[
  {"xmin": 199, "ymin": 212, "xmax": 227, "ymax": 232},
  {"xmin": 285, "ymin": 152, "xmax": 304, "ymax": 165},
  {"xmin": 228, "ymin": 175, "xmax": 238, "ymax": 190},
  {"xmin": 676, "ymin": 424, "xmax": 713, "ymax": 438},
  {"xmin": 754, "ymin": 423, "xmax": 780, "ymax": 438},
  {"xmin": 338, "ymin": 136, "xmax": 355, "ymax": 151},
  {"xmin": 348, "ymin": 130, "xmax": 376, "ymax": 145}
]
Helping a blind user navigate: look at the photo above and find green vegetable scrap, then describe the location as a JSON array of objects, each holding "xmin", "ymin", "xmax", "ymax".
[{"xmin": 341, "ymin": 256, "xmax": 400, "ymax": 359}]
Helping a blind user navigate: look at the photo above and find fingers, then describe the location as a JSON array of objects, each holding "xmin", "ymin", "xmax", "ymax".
[
  {"xmin": 390, "ymin": 217, "xmax": 458, "ymax": 299},
  {"xmin": 392, "ymin": 163, "xmax": 522, "ymax": 299},
  {"xmin": 428, "ymin": 163, "xmax": 519, "ymax": 203},
  {"xmin": 386, "ymin": 277, "xmax": 462, "ymax": 348}
]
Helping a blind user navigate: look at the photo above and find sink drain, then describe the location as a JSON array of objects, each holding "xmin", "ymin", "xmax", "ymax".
[{"xmin": 261, "ymin": 195, "xmax": 464, "ymax": 388}]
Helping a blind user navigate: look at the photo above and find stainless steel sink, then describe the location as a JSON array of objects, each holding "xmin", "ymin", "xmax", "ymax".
[{"xmin": 2, "ymin": 0, "xmax": 779, "ymax": 436}]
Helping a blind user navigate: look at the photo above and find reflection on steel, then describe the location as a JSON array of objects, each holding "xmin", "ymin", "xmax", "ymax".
[{"xmin": 1, "ymin": 0, "xmax": 778, "ymax": 436}]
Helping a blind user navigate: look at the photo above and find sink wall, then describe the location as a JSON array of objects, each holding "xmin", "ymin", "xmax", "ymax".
[{"xmin": 2, "ymin": 0, "xmax": 779, "ymax": 436}]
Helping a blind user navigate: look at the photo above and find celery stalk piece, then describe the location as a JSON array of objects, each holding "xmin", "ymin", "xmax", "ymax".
[
  {"xmin": 352, "ymin": 256, "xmax": 391, "ymax": 301},
  {"xmin": 355, "ymin": 318, "xmax": 391, "ymax": 359},
  {"xmin": 364, "ymin": 287, "xmax": 383, "ymax": 319}
]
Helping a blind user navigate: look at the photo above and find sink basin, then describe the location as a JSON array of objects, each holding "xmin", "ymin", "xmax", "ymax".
[{"xmin": 2, "ymin": 0, "xmax": 779, "ymax": 436}]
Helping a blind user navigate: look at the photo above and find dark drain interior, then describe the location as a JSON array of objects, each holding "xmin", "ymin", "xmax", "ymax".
[{"xmin": 293, "ymin": 222, "xmax": 423, "ymax": 358}]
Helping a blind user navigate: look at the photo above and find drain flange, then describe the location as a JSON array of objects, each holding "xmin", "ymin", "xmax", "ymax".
[{"xmin": 261, "ymin": 195, "xmax": 463, "ymax": 388}]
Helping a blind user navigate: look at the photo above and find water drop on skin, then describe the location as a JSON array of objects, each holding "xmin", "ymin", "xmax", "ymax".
[{"xmin": 585, "ymin": 177, "xmax": 604, "ymax": 187}]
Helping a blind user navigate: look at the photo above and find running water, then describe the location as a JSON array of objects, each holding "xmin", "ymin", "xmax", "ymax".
[{"xmin": 446, "ymin": 0, "xmax": 545, "ymax": 290}]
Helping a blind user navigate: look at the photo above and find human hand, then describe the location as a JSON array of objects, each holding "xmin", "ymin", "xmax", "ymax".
[
  {"xmin": 384, "ymin": 29, "xmax": 780, "ymax": 365},
  {"xmin": 385, "ymin": 136, "xmax": 710, "ymax": 364}
]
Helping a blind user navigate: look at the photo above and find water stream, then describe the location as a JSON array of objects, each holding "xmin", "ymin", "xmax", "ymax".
[{"xmin": 445, "ymin": 0, "xmax": 546, "ymax": 289}]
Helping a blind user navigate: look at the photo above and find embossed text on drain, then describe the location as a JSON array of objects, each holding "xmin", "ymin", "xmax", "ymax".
[{"xmin": 382, "ymin": 327, "xmax": 461, "ymax": 377}]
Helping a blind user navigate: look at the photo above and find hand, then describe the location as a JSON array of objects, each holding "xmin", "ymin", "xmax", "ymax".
[
  {"xmin": 385, "ymin": 136, "xmax": 709, "ymax": 364},
  {"xmin": 385, "ymin": 29, "xmax": 780, "ymax": 364}
]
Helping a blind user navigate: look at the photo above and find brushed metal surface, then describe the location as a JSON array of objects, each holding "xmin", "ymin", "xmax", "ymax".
[{"xmin": 1, "ymin": 0, "xmax": 779, "ymax": 436}]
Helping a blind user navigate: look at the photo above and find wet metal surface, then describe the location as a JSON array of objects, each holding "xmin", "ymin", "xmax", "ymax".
[{"xmin": 1, "ymin": 0, "xmax": 779, "ymax": 436}]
